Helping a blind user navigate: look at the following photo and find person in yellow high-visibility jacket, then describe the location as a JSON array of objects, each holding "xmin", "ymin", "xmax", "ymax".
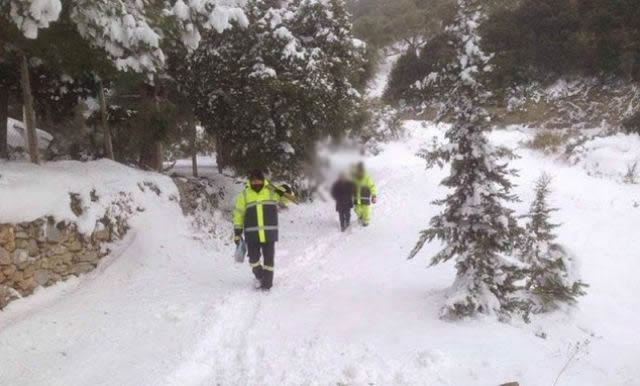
[
  {"xmin": 233, "ymin": 169, "xmax": 292, "ymax": 290},
  {"xmin": 352, "ymin": 162, "xmax": 377, "ymax": 227}
]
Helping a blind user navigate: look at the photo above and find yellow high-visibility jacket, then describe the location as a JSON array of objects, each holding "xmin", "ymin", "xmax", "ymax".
[
  {"xmin": 233, "ymin": 180, "xmax": 281, "ymax": 244},
  {"xmin": 354, "ymin": 173, "xmax": 377, "ymax": 206}
]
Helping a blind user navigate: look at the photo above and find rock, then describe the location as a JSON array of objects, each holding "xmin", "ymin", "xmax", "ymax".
[
  {"xmin": 46, "ymin": 223, "xmax": 68, "ymax": 244},
  {"xmin": 3, "ymin": 239, "xmax": 16, "ymax": 253},
  {"xmin": 2, "ymin": 265, "xmax": 17, "ymax": 277},
  {"xmin": 23, "ymin": 265, "xmax": 36, "ymax": 277},
  {"xmin": 12, "ymin": 249, "xmax": 29, "ymax": 265},
  {"xmin": 48, "ymin": 252, "xmax": 72, "ymax": 265},
  {"xmin": 27, "ymin": 239, "xmax": 40, "ymax": 257},
  {"xmin": 92, "ymin": 229, "xmax": 110, "ymax": 242},
  {"xmin": 48, "ymin": 244, "xmax": 68, "ymax": 256},
  {"xmin": 60, "ymin": 253, "xmax": 73, "ymax": 264},
  {"xmin": 33, "ymin": 270, "xmax": 50, "ymax": 286},
  {"xmin": 17, "ymin": 261, "xmax": 30, "ymax": 270},
  {"xmin": 0, "ymin": 247, "xmax": 11, "ymax": 265},
  {"xmin": 11, "ymin": 270, "xmax": 23, "ymax": 284},
  {"xmin": 90, "ymin": 189, "xmax": 100, "ymax": 202},
  {"xmin": 17, "ymin": 277, "xmax": 36, "ymax": 293},
  {"xmin": 75, "ymin": 251, "xmax": 99, "ymax": 263},
  {"xmin": 66, "ymin": 240, "xmax": 83, "ymax": 252},
  {"xmin": 0, "ymin": 225, "xmax": 15, "ymax": 245},
  {"xmin": 69, "ymin": 193, "xmax": 84, "ymax": 217},
  {"xmin": 0, "ymin": 285, "xmax": 20, "ymax": 309},
  {"xmin": 15, "ymin": 239, "xmax": 30, "ymax": 250},
  {"xmin": 72, "ymin": 263, "xmax": 94, "ymax": 275},
  {"xmin": 14, "ymin": 231, "xmax": 29, "ymax": 239},
  {"xmin": 29, "ymin": 222, "xmax": 46, "ymax": 242}
]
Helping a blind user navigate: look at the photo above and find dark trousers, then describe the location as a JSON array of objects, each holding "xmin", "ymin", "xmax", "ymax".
[
  {"xmin": 247, "ymin": 242, "xmax": 275, "ymax": 289},
  {"xmin": 338, "ymin": 209, "xmax": 351, "ymax": 232}
]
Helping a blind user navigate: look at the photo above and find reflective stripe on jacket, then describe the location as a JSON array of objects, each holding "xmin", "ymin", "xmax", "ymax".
[
  {"xmin": 233, "ymin": 181, "xmax": 279, "ymax": 244},
  {"xmin": 354, "ymin": 174, "xmax": 377, "ymax": 206}
]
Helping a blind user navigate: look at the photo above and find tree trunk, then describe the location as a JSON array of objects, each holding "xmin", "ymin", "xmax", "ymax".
[
  {"xmin": 216, "ymin": 134, "xmax": 224, "ymax": 174},
  {"xmin": 0, "ymin": 85, "xmax": 8, "ymax": 159},
  {"xmin": 19, "ymin": 53, "xmax": 40, "ymax": 164},
  {"xmin": 153, "ymin": 87, "xmax": 163, "ymax": 173},
  {"xmin": 98, "ymin": 80, "xmax": 114, "ymax": 160},
  {"xmin": 190, "ymin": 112, "xmax": 198, "ymax": 177},
  {"xmin": 154, "ymin": 140, "xmax": 163, "ymax": 172}
]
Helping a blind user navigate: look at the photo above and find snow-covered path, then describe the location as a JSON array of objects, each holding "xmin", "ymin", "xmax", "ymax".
[{"xmin": 1, "ymin": 124, "xmax": 639, "ymax": 386}]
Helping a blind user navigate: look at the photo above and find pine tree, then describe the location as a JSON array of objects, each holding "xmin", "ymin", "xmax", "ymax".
[
  {"xmin": 519, "ymin": 174, "xmax": 587, "ymax": 313},
  {"xmin": 3, "ymin": 0, "xmax": 248, "ymax": 164},
  {"xmin": 408, "ymin": 0, "xmax": 527, "ymax": 320},
  {"xmin": 185, "ymin": 0, "xmax": 365, "ymax": 183}
]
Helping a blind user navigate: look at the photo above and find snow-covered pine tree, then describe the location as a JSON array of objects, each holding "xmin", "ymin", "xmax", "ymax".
[
  {"xmin": 519, "ymin": 174, "xmax": 587, "ymax": 313},
  {"xmin": 408, "ymin": 0, "xmax": 527, "ymax": 320},
  {"xmin": 3, "ymin": 0, "xmax": 248, "ymax": 164},
  {"xmin": 185, "ymin": 0, "xmax": 365, "ymax": 182}
]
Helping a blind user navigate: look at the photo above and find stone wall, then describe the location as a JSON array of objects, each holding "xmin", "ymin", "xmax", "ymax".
[{"xmin": 0, "ymin": 212, "xmax": 129, "ymax": 310}]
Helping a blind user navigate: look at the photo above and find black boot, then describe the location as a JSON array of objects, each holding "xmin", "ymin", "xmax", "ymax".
[{"xmin": 261, "ymin": 270, "xmax": 273, "ymax": 290}]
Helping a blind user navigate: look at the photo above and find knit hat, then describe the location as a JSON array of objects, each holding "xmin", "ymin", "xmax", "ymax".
[{"xmin": 249, "ymin": 169, "xmax": 265, "ymax": 181}]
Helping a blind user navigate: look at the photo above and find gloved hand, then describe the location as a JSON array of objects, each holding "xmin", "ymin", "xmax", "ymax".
[
  {"xmin": 372, "ymin": 195, "xmax": 378, "ymax": 204},
  {"xmin": 281, "ymin": 184, "xmax": 293, "ymax": 195}
]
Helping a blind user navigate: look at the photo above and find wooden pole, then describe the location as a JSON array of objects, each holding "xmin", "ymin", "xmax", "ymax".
[
  {"xmin": 98, "ymin": 80, "xmax": 114, "ymax": 160},
  {"xmin": 20, "ymin": 53, "xmax": 40, "ymax": 164}
]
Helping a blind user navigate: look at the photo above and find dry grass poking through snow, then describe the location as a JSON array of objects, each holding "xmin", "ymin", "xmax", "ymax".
[{"xmin": 526, "ymin": 130, "xmax": 571, "ymax": 153}]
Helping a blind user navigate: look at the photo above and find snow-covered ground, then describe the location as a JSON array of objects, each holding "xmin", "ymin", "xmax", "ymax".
[
  {"xmin": 1, "ymin": 123, "xmax": 639, "ymax": 386},
  {"xmin": 366, "ymin": 48, "xmax": 403, "ymax": 99},
  {"xmin": 570, "ymin": 133, "xmax": 640, "ymax": 182}
]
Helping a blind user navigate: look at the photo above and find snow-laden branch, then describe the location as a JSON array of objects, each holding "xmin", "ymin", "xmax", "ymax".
[{"xmin": 8, "ymin": 0, "xmax": 248, "ymax": 72}]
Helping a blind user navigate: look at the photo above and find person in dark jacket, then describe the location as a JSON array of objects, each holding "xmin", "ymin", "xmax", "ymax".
[{"xmin": 331, "ymin": 173, "xmax": 355, "ymax": 232}]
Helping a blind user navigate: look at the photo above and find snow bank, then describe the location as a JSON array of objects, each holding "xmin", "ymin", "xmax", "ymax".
[
  {"xmin": 569, "ymin": 133, "xmax": 640, "ymax": 181},
  {"xmin": 0, "ymin": 159, "xmax": 178, "ymax": 233}
]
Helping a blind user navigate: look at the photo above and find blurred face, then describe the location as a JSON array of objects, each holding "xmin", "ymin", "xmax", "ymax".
[{"xmin": 251, "ymin": 178, "xmax": 265, "ymax": 191}]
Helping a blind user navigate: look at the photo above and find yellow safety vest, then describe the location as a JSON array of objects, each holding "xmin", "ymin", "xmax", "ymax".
[{"xmin": 233, "ymin": 181, "xmax": 280, "ymax": 244}]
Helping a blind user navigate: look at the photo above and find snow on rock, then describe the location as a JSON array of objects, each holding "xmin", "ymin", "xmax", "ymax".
[
  {"xmin": 6, "ymin": 118, "xmax": 53, "ymax": 150},
  {"xmin": 0, "ymin": 159, "xmax": 177, "ymax": 233},
  {"xmin": 569, "ymin": 133, "xmax": 640, "ymax": 181}
]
